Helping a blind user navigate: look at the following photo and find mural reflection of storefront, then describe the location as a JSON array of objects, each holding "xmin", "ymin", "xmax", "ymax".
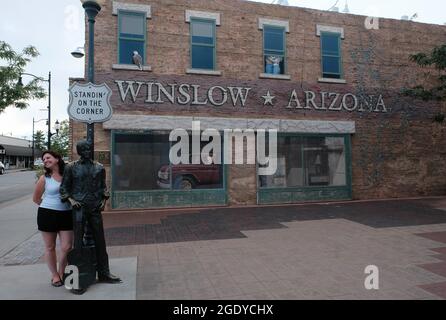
[
  {"xmin": 258, "ymin": 135, "xmax": 349, "ymax": 204},
  {"xmin": 111, "ymin": 131, "xmax": 226, "ymax": 209}
]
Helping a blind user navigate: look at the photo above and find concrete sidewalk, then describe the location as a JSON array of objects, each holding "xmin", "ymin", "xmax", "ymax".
[
  {"xmin": 1, "ymin": 196, "xmax": 446, "ymax": 299},
  {"xmin": 0, "ymin": 257, "xmax": 137, "ymax": 300},
  {"xmin": 0, "ymin": 195, "xmax": 39, "ymax": 260}
]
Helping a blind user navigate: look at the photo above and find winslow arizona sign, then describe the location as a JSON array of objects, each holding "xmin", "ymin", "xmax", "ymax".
[
  {"xmin": 68, "ymin": 82, "xmax": 113, "ymax": 124},
  {"xmin": 114, "ymin": 80, "xmax": 388, "ymax": 113}
]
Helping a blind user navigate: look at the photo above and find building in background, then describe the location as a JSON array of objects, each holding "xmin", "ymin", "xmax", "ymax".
[
  {"xmin": 70, "ymin": 0, "xmax": 446, "ymax": 210},
  {"xmin": 0, "ymin": 135, "xmax": 42, "ymax": 169}
]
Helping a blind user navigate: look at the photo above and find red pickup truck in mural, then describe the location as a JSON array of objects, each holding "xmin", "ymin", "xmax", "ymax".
[{"xmin": 157, "ymin": 163, "xmax": 222, "ymax": 190}]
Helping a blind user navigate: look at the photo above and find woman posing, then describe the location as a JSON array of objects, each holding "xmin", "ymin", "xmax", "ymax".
[{"xmin": 33, "ymin": 151, "xmax": 73, "ymax": 287}]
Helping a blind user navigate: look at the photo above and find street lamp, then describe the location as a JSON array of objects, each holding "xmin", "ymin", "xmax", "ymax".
[
  {"xmin": 49, "ymin": 119, "xmax": 61, "ymax": 141},
  {"xmin": 18, "ymin": 72, "xmax": 52, "ymax": 150},
  {"xmin": 71, "ymin": 47, "xmax": 85, "ymax": 59}
]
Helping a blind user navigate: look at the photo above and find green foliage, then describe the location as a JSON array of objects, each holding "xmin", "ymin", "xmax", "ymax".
[
  {"xmin": 0, "ymin": 41, "xmax": 46, "ymax": 113},
  {"xmin": 50, "ymin": 120, "xmax": 69, "ymax": 157},
  {"xmin": 34, "ymin": 130, "xmax": 46, "ymax": 151},
  {"xmin": 402, "ymin": 44, "xmax": 446, "ymax": 102}
]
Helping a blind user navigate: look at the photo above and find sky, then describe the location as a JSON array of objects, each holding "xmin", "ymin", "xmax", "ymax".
[{"xmin": 0, "ymin": 0, "xmax": 445, "ymax": 141}]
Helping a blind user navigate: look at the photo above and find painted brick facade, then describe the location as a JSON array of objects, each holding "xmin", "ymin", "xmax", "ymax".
[{"xmin": 70, "ymin": 0, "xmax": 446, "ymax": 210}]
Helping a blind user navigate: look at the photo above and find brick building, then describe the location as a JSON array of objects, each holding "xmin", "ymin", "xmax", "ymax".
[{"xmin": 70, "ymin": 0, "xmax": 446, "ymax": 210}]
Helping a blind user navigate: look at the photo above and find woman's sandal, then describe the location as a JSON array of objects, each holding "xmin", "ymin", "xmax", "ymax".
[{"xmin": 51, "ymin": 276, "xmax": 64, "ymax": 287}]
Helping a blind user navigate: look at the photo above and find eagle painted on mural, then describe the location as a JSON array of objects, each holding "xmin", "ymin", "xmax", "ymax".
[{"xmin": 132, "ymin": 51, "xmax": 143, "ymax": 70}]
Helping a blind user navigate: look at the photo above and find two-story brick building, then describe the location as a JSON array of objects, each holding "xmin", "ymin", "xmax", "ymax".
[{"xmin": 70, "ymin": 0, "xmax": 446, "ymax": 210}]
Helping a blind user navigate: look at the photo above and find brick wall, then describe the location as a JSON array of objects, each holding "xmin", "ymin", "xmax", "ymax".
[{"xmin": 71, "ymin": 0, "xmax": 446, "ymax": 206}]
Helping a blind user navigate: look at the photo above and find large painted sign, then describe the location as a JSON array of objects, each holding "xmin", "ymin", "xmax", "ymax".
[{"xmin": 114, "ymin": 80, "xmax": 388, "ymax": 113}]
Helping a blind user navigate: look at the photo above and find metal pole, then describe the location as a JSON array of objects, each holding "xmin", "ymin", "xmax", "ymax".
[
  {"xmin": 47, "ymin": 72, "xmax": 51, "ymax": 150},
  {"xmin": 32, "ymin": 118, "xmax": 35, "ymax": 169},
  {"xmin": 82, "ymin": 0, "xmax": 102, "ymax": 248},
  {"xmin": 83, "ymin": 1, "xmax": 101, "ymax": 161}
]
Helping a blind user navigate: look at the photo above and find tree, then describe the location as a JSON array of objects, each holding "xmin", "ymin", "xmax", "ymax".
[
  {"xmin": 0, "ymin": 41, "xmax": 46, "ymax": 113},
  {"xmin": 34, "ymin": 130, "xmax": 46, "ymax": 152},
  {"xmin": 403, "ymin": 44, "xmax": 446, "ymax": 122},
  {"xmin": 51, "ymin": 120, "xmax": 70, "ymax": 158}
]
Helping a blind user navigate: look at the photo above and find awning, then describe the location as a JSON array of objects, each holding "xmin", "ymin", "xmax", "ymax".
[
  {"xmin": 103, "ymin": 115, "xmax": 356, "ymax": 134},
  {"xmin": 0, "ymin": 144, "xmax": 43, "ymax": 157}
]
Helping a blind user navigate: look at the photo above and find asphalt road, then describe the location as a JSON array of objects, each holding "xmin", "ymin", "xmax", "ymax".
[{"xmin": 0, "ymin": 171, "xmax": 37, "ymax": 206}]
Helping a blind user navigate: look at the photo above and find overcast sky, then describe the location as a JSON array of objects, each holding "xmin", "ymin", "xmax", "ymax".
[{"xmin": 0, "ymin": 0, "xmax": 445, "ymax": 141}]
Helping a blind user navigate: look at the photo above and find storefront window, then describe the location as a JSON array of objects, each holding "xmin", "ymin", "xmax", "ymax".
[
  {"xmin": 114, "ymin": 132, "xmax": 170, "ymax": 191},
  {"xmin": 113, "ymin": 132, "xmax": 224, "ymax": 192},
  {"xmin": 258, "ymin": 135, "xmax": 346, "ymax": 188}
]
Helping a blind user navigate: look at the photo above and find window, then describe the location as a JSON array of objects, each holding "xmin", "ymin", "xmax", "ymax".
[
  {"xmin": 258, "ymin": 136, "xmax": 347, "ymax": 188},
  {"xmin": 113, "ymin": 132, "xmax": 170, "ymax": 191},
  {"xmin": 190, "ymin": 19, "xmax": 216, "ymax": 70},
  {"xmin": 118, "ymin": 10, "xmax": 146, "ymax": 65},
  {"xmin": 321, "ymin": 32, "xmax": 342, "ymax": 79},
  {"xmin": 263, "ymin": 26, "xmax": 286, "ymax": 75},
  {"xmin": 113, "ymin": 132, "xmax": 224, "ymax": 191}
]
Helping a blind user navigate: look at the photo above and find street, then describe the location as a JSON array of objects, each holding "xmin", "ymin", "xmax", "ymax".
[
  {"xmin": 0, "ymin": 170, "xmax": 37, "ymax": 206},
  {"xmin": 0, "ymin": 170, "xmax": 40, "ymax": 260}
]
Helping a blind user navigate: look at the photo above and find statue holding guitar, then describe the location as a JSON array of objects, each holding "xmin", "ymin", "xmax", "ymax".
[{"xmin": 60, "ymin": 140, "xmax": 121, "ymax": 295}]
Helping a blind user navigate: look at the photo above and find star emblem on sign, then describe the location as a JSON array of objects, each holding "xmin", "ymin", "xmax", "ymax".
[{"xmin": 262, "ymin": 91, "xmax": 275, "ymax": 106}]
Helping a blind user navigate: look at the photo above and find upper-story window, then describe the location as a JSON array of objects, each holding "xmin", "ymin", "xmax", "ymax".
[
  {"xmin": 321, "ymin": 32, "xmax": 342, "ymax": 79},
  {"xmin": 112, "ymin": 2, "xmax": 151, "ymax": 70},
  {"xmin": 258, "ymin": 18, "xmax": 290, "ymax": 80},
  {"xmin": 316, "ymin": 25, "xmax": 345, "ymax": 83},
  {"xmin": 118, "ymin": 10, "xmax": 146, "ymax": 65},
  {"xmin": 185, "ymin": 10, "xmax": 221, "ymax": 75},
  {"xmin": 190, "ymin": 18, "xmax": 216, "ymax": 70},
  {"xmin": 263, "ymin": 25, "xmax": 286, "ymax": 75}
]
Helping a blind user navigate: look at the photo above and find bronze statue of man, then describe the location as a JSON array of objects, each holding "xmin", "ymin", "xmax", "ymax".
[{"xmin": 60, "ymin": 140, "xmax": 121, "ymax": 294}]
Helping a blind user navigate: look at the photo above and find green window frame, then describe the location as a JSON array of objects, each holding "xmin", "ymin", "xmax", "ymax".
[
  {"xmin": 263, "ymin": 25, "xmax": 286, "ymax": 75},
  {"xmin": 256, "ymin": 133, "xmax": 352, "ymax": 204},
  {"xmin": 190, "ymin": 18, "xmax": 216, "ymax": 70},
  {"xmin": 320, "ymin": 31, "xmax": 342, "ymax": 79},
  {"xmin": 118, "ymin": 10, "xmax": 147, "ymax": 65},
  {"xmin": 111, "ymin": 130, "xmax": 228, "ymax": 209}
]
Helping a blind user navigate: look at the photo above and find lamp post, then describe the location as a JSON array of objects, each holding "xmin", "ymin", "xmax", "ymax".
[
  {"xmin": 83, "ymin": 0, "xmax": 101, "ymax": 160},
  {"xmin": 18, "ymin": 72, "xmax": 52, "ymax": 150},
  {"xmin": 77, "ymin": 0, "xmax": 102, "ymax": 249}
]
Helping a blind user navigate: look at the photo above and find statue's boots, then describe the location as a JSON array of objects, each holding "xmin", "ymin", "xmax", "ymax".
[{"xmin": 97, "ymin": 272, "xmax": 122, "ymax": 283}]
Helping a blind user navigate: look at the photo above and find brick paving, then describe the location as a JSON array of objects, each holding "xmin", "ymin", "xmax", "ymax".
[
  {"xmin": 102, "ymin": 197, "xmax": 446, "ymax": 300},
  {"xmin": 104, "ymin": 198, "xmax": 446, "ymax": 246}
]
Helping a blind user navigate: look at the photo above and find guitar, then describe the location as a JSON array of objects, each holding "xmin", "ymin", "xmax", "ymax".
[{"xmin": 67, "ymin": 207, "xmax": 97, "ymax": 290}]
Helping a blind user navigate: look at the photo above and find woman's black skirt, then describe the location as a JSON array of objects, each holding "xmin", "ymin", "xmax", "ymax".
[{"xmin": 37, "ymin": 207, "xmax": 73, "ymax": 232}]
